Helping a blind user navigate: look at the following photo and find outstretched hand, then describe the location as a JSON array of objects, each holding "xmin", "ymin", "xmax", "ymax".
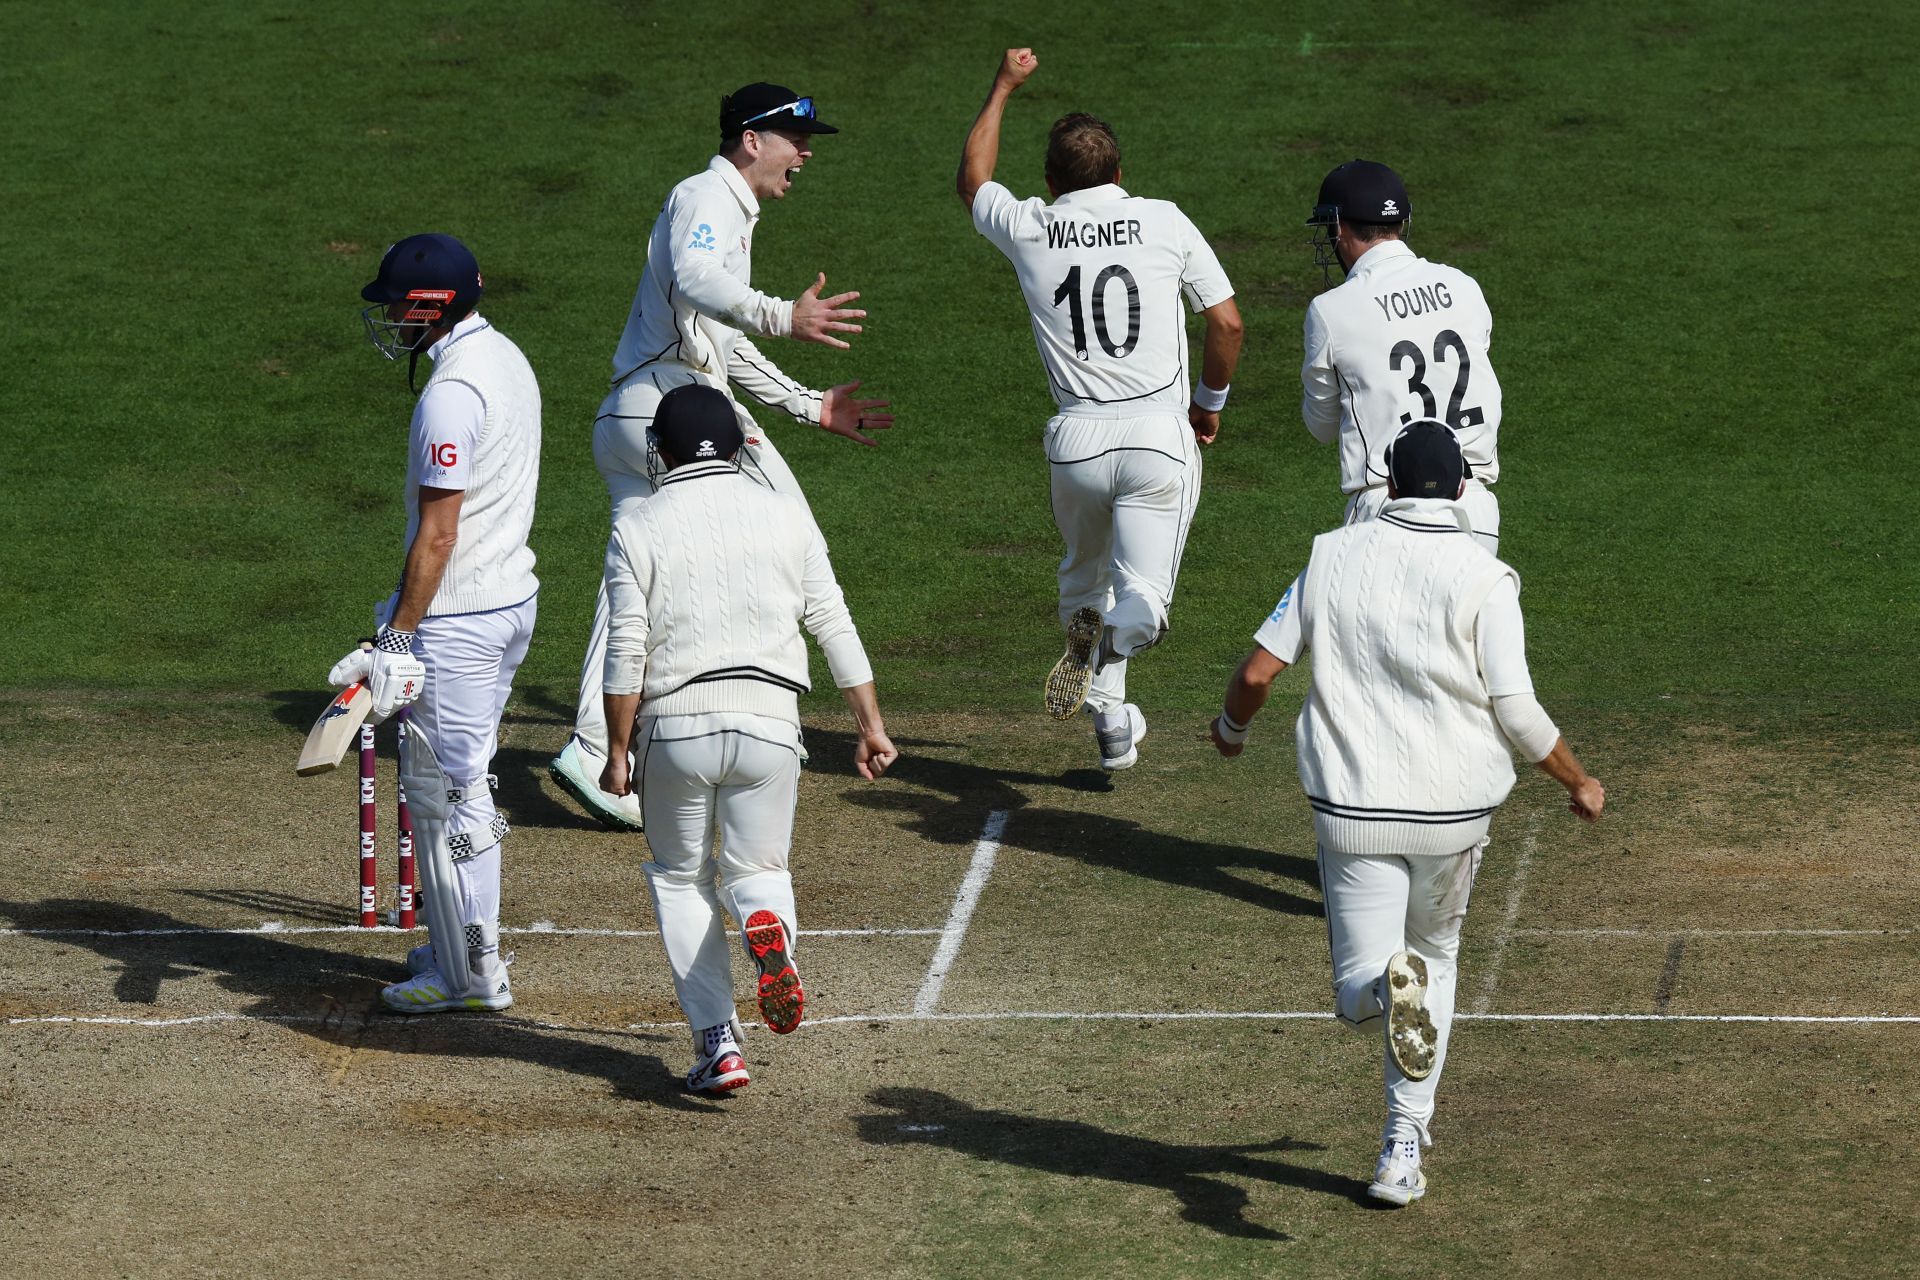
[
  {"xmin": 999, "ymin": 47, "xmax": 1038, "ymax": 89},
  {"xmin": 792, "ymin": 272, "xmax": 865, "ymax": 348},
  {"xmin": 820, "ymin": 381, "xmax": 895, "ymax": 446}
]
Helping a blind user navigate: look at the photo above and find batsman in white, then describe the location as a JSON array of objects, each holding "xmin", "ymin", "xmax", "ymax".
[
  {"xmin": 549, "ymin": 82, "xmax": 894, "ymax": 830},
  {"xmin": 329, "ymin": 232, "xmax": 541, "ymax": 1015},
  {"xmin": 1209, "ymin": 422, "xmax": 1604, "ymax": 1205},
  {"xmin": 958, "ymin": 48, "xmax": 1244, "ymax": 770},
  {"xmin": 595, "ymin": 385, "xmax": 897, "ymax": 1095},
  {"xmin": 1302, "ymin": 160, "xmax": 1506, "ymax": 551}
]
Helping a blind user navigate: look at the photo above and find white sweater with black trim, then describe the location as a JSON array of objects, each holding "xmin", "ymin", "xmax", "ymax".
[
  {"xmin": 1295, "ymin": 499, "xmax": 1521, "ymax": 855},
  {"xmin": 601, "ymin": 461, "xmax": 872, "ymax": 723}
]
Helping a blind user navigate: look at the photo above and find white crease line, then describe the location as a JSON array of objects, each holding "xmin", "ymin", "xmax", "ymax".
[
  {"xmin": 0, "ymin": 924, "xmax": 940, "ymax": 940},
  {"xmin": 1513, "ymin": 927, "xmax": 1918, "ymax": 939},
  {"xmin": 912, "ymin": 809, "xmax": 1010, "ymax": 1016},
  {"xmin": 1472, "ymin": 813, "xmax": 1539, "ymax": 1015},
  {"xmin": 12, "ymin": 1008, "xmax": 1920, "ymax": 1032}
]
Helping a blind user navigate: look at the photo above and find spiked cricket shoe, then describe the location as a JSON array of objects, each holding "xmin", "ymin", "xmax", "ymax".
[
  {"xmin": 548, "ymin": 736, "xmax": 644, "ymax": 831},
  {"xmin": 380, "ymin": 964, "xmax": 513, "ymax": 1014},
  {"xmin": 686, "ymin": 1028, "xmax": 750, "ymax": 1095},
  {"xmin": 1095, "ymin": 703, "xmax": 1147, "ymax": 771},
  {"xmin": 1383, "ymin": 951, "xmax": 1438, "ymax": 1080},
  {"xmin": 1368, "ymin": 1140, "xmax": 1427, "ymax": 1206},
  {"xmin": 1045, "ymin": 606, "xmax": 1103, "ymax": 720},
  {"xmin": 745, "ymin": 910, "xmax": 805, "ymax": 1033}
]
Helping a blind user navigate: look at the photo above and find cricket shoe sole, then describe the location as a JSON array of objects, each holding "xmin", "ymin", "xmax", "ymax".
[
  {"xmin": 548, "ymin": 737, "xmax": 644, "ymax": 832},
  {"xmin": 380, "ymin": 968, "xmax": 513, "ymax": 1015},
  {"xmin": 745, "ymin": 910, "xmax": 805, "ymax": 1034},
  {"xmin": 1383, "ymin": 951, "xmax": 1438, "ymax": 1080},
  {"xmin": 687, "ymin": 1046, "xmax": 750, "ymax": 1095},
  {"xmin": 1045, "ymin": 607, "xmax": 1104, "ymax": 720}
]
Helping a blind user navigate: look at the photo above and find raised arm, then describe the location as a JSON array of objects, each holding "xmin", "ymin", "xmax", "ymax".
[{"xmin": 956, "ymin": 48, "xmax": 1038, "ymax": 210}]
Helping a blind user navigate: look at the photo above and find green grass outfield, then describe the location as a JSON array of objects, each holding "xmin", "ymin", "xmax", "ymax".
[{"xmin": 4, "ymin": 0, "xmax": 1914, "ymax": 724}]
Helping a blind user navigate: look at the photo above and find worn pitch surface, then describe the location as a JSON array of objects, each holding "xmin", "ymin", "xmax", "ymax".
[{"xmin": 3, "ymin": 700, "xmax": 1914, "ymax": 1277}]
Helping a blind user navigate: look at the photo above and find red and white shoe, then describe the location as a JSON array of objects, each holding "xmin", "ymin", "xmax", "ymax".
[
  {"xmin": 686, "ymin": 1025, "xmax": 750, "ymax": 1095},
  {"xmin": 744, "ymin": 910, "xmax": 805, "ymax": 1034}
]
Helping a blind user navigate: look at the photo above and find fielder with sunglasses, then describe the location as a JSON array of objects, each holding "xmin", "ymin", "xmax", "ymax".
[{"xmin": 550, "ymin": 83, "xmax": 896, "ymax": 828}]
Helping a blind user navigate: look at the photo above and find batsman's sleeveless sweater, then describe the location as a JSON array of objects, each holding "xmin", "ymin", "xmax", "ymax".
[
  {"xmin": 416, "ymin": 321, "xmax": 542, "ymax": 617},
  {"xmin": 1295, "ymin": 499, "xmax": 1520, "ymax": 856}
]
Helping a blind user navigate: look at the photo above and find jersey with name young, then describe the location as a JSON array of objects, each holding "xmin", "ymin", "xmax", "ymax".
[
  {"xmin": 973, "ymin": 181, "xmax": 1233, "ymax": 417},
  {"xmin": 1302, "ymin": 240, "xmax": 1501, "ymax": 492}
]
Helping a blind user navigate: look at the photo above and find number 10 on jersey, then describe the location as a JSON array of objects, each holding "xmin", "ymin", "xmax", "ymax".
[{"xmin": 1053, "ymin": 264, "xmax": 1141, "ymax": 360}]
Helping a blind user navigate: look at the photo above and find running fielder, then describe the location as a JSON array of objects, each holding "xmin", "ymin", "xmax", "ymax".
[
  {"xmin": 597, "ymin": 385, "xmax": 896, "ymax": 1094},
  {"xmin": 329, "ymin": 232, "xmax": 541, "ymax": 1014},
  {"xmin": 549, "ymin": 82, "xmax": 894, "ymax": 829},
  {"xmin": 1303, "ymin": 160, "xmax": 1505, "ymax": 551},
  {"xmin": 958, "ymin": 47, "xmax": 1244, "ymax": 770},
  {"xmin": 1209, "ymin": 421, "xmax": 1604, "ymax": 1205}
]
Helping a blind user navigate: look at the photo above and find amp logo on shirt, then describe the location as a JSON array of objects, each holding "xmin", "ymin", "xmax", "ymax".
[
  {"xmin": 689, "ymin": 223, "xmax": 717, "ymax": 251},
  {"xmin": 1268, "ymin": 582, "xmax": 1294, "ymax": 623}
]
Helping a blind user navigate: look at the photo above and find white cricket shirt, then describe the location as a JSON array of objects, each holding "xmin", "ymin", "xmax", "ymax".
[
  {"xmin": 1302, "ymin": 240, "xmax": 1501, "ymax": 492},
  {"xmin": 973, "ymin": 181, "xmax": 1233, "ymax": 418},
  {"xmin": 609, "ymin": 156, "xmax": 821, "ymax": 425}
]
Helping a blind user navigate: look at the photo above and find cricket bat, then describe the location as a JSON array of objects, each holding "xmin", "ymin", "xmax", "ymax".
[{"xmin": 295, "ymin": 642, "xmax": 378, "ymax": 776}]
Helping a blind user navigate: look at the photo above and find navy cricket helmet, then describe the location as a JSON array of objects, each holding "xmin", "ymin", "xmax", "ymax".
[{"xmin": 360, "ymin": 233, "xmax": 484, "ymax": 361}]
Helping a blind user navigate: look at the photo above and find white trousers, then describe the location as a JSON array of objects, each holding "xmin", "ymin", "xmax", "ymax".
[
  {"xmin": 401, "ymin": 596, "xmax": 536, "ymax": 932},
  {"xmin": 569, "ymin": 369, "xmax": 809, "ymax": 756},
  {"xmin": 1318, "ymin": 840, "xmax": 1484, "ymax": 1148},
  {"xmin": 1344, "ymin": 478, "xmax": 1500, "ymax": 553},
  {"xmin": 1046, "ymin": 413, "xmax": 1202, "ymax": 714},
  {"xmin": 637, "ymin": 712, "xmax": 803, "ymax": 1031}
]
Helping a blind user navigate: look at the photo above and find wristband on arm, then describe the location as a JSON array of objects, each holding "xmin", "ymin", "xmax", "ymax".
[
  {"xmin": 1214, "ymin": 710, "xmax": 1249, "ymax": 745},
  {"xmin": 1192, "ymin": 382, "xmax": 1229, "ymax": 413}
]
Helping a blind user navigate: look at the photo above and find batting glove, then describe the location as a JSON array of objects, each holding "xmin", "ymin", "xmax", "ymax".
[
  {"xmin": 326, "ymin": 640, "xmax": 374, "ymax": 688},
  {"xmin": 368, "ymin": 627, "xmax": 427, "ymax": 720}
]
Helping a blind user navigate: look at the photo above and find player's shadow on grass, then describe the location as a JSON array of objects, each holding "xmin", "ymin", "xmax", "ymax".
[
  {"xmin": 857, "ymin": 1087, "xmax": 1368, "ymax": 1239},
  {"xmin": 0, "ymin": 898, "xmax": 709, "ymax": 1112}
]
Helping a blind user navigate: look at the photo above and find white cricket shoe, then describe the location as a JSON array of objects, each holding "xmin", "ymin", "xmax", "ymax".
[
  {"xmin": 548, "ymin": 736, "xmax": 644, "ymax": 831},
  {"xmin": 380, "ymin": 961, "xmax": 513, "ymax": 1014},
  {"xmin": 408, "ymin": 941, "xmax": 514, "ymax": 978},
  {"xmin": 1368, "ymin": 1139, "xmax": 1427, "ymax": 1206},
  {"xmin": 686, "ymin": 1023, "xmax": 750, "ymax": 1095},
  {"xmin": 1045, "ymin": 607, "xmax": 1103, "ymax": 720},
  {"xmin": 1383, "ymin": 951, "xmax": 1438, "ymax": 1080},
  {"xmin": 1094, "ymin": 703, "xmax": 1147, "ymax": 771}
]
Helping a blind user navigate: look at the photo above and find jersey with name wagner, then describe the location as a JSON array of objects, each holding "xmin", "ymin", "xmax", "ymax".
[
  {"xmin": 1303, "ymin": 240, "xmax": 1501, "ymax": 491},
  {"xmin": 973, "ymin": 181, "xmax": 1232, "ymax": 417}
]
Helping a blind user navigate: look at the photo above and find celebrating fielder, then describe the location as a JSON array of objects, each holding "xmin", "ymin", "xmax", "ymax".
[
  {"xmin": 332, "ymin": 233, "xmax": 541, "ymax": 1014},
  {"xmin": 549, "ymin": 82, "xmax": 894, "ymax": 829},
  {"xmin": 958, "ymin": 47, "xmax": 1243, "ymax": 771},
  {"xmin": 597, "ymin": 385, "xmax": 896, "ymax": 1095},
  {"xmin": 1210, "ymin": 421, "xmax": 1603, "ymax": 1205},
  {"xmin": 1302, "ymin": 160, "xmax": 1505, "ymax": 551}
]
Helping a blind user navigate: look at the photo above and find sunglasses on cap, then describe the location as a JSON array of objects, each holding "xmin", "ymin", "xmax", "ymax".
[{"xmin": 739, "ymin": 96, "xmax": 814, "ymax": 127}]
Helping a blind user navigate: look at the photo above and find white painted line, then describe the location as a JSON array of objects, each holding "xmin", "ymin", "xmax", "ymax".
[
  {"xmin": 11, "ymin": 1007, "xmax": 1919, "ymax": 1033},
  {"xmin": 0, "ymin": 924, "xmax": 940, "ymax": 940},
  {"xmin": 911, "ymin": 809, "xmax": 1010, "ymax": 1016},
  {"xmin": 1472, "ymin": 813, "xmax": 1539, "ymax": 1015},
  {"xmin": 1514, "ymin": 927, "xmax": 1918, "ymax": 939}
]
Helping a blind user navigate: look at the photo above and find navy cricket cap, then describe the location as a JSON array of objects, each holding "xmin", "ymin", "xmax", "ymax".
[
  {"xmin": 1307, "ymin": 159, "xmax": 1410, "ymax": 226},
  {"xmin": 1387, "ymin": 420, "xmax": 1465, "ymax": 499},
  {"xmin": 361, "ymin": 233, "xmax": 483, "ymax": 306},
  {"xmin": 652, "ymin": 385, "xmax": 744, "ymax": 465},
  {"xmin": 720, "ymin": 82, "xmax": 838, "ymax": 136}
]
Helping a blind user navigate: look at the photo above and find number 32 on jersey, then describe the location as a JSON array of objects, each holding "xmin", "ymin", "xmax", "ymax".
[{"xmin": 1390, "ymin": 329, "xmax": 1485, "ymax": 429}]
